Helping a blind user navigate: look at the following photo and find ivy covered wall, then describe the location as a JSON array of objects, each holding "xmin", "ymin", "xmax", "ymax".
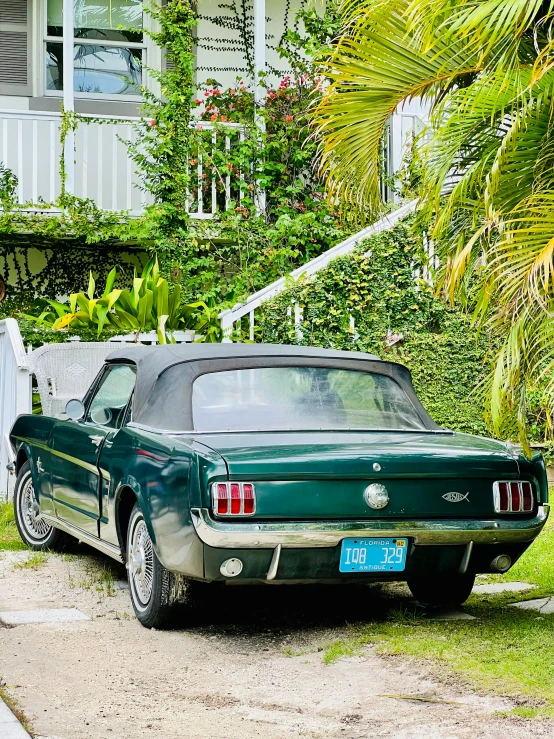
[{"xmin": 0, "ymin": 243, "xmax": 148, "ymax": 305}]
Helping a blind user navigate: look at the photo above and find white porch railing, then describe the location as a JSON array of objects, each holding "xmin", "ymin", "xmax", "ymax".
[
  {"xmin": 0, "ymin": 110, "xmax": 248, "ymax": 218},
  {"xmin": 219, "ymin": 200, "xmax": 419, "ymax": 341},
  {"xmin": 387, "ymin": 109, "xmax": 428, "ymax": 202},
  {"xmin": 0, "ymin": 110, "xmax": 147, "ymax": 214},
  {"xmin": 0, "ymin": 105, "xmax": 427, "ymax": 220}
]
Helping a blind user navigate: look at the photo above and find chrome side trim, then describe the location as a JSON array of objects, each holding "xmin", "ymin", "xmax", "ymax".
[
  {"xmin": 190, "ymin": 507, "xmax": 549, "ymax": 549},
  {"xmin": 13, "ymin": 437, "xmax": 99, "ymax": 476},
  {"xmin": 42, "ymin": 514, "xmax": 123, "ymax": 562},
  {"xmin": 266, "ymin": 544, "xmax": 282, "ymax": 580},
  {"xmin": 13, "ymin": 436, "xmax": 111, "ymax": 480}
]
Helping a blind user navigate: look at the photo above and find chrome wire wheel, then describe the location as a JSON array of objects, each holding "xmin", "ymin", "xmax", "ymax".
[
  {"xmin": 129, "ymin": 517, "xmax": 154, "ymax": 610},
  {"xmin": 18, "ymin": 474, "xmax": 51, "ymax": 542}
]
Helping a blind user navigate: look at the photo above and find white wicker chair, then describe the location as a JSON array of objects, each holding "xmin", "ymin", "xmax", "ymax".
[{"xmin": 28, "ymin": 343, "xmax": 117, "ymax": 418}]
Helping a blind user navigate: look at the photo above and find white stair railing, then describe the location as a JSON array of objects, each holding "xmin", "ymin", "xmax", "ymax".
[
  {"xmin": 0, "ymin": 319, "xmax": 32, "ymax": 501},
  {"xmin": 219, "ymin": 200, "xmax": 418, "ymax": 341}
]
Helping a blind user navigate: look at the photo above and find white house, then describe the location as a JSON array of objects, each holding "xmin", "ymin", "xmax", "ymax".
[{"xmin": 0, "ymin": 0, "xmax": 308, "ymax": 212}]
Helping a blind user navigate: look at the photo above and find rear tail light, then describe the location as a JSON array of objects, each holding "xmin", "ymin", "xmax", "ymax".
[
  {"xmin": 212, "ymin": 482, "xmax": 256, "ymax": 516},
  {"xmin": 493, "ymin": 481, "xmax": 534, "ymax": 513}
]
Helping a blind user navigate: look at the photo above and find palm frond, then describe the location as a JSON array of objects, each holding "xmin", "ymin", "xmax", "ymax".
[{"xmin": 313, "ymin": 0, "xmax": 477, "ymax": 214}]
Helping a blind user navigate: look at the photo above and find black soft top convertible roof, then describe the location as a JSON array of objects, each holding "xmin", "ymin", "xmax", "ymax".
[{"xmin": 103, "ymin": 343, "xmax": 441, "ymax": 432}]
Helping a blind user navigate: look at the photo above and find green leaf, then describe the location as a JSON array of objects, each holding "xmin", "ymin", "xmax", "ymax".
[
  {"xmin": 103, "ymin": 267, "xmax": 117, "ymax": 298},
  {"xmin": 87, "ymin": 272, "xmax": 95, "ymax": 300}
]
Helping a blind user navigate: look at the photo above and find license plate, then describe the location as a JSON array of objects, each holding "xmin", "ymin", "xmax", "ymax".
[{"xmin": 339, "ymin": 537, "xmax": 408, "ymax": 573}]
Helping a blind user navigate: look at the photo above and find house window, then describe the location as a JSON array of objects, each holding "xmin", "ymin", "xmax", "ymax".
[{"xmin": 44, "ymin": 0, "xmax": 145, "ymax": 98}]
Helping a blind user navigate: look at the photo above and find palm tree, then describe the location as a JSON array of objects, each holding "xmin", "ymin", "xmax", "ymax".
[{"xmin": 314, "ymin": 0, "xmax": 554, "ymax": 444}]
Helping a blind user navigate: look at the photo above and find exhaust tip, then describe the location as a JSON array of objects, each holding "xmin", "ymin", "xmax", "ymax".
[
  {"xmin": 220, "ymin": 558, "xmax": 243, "ymax": 577},
  {"xmin": 491, "ymin": 554, "xmax": 512, "ymax": 573}
]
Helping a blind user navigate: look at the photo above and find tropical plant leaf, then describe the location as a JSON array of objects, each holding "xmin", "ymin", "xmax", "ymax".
[
  {"xmin": 87, "ymin": 272, "xmax": 95, "ymax": 301},
  {"xmin": 103, "ymin": 267, "xmax": 117, "ymax": 298}
]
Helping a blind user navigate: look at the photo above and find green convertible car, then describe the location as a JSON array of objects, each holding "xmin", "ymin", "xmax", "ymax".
[{"xmin": 10, "ymin": 344, "xmax": 549, "ymax": 627}]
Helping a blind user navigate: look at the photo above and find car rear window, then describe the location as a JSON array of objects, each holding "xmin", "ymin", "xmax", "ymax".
[{"xmin": 191, "ymin": 366, "xmax": 426, "ymax": 432}]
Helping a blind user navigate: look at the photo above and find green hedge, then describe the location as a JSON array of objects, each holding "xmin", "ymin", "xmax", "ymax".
[
  {"xmin": 257, "ymin": 220, "xmax": 492, "ymax": 436},
  {"xmin": 388, "ymin": 324, "xmax": 490, "ymax": 436}
]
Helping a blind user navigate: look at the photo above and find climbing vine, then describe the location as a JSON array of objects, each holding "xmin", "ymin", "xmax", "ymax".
[
  {"xmin": 0, "ymin": 1, "xmax": 348, "ymax": 308},
  {"xmin": 125, "ymin": 0, "xmax": 197, "ymax": 283}
]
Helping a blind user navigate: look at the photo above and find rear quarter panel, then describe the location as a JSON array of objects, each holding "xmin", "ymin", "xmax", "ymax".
[
  {"xmin": 519, "ymin": 453, "xmax": 549, "ymax": 504},
  {"xmin": 100, "ymin": 429, "xmax": 226, "ymax": 575}
]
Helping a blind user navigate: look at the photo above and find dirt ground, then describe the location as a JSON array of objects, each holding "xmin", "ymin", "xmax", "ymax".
[{"xmin": 0, "ymin": 546, "xmax": 551, "ymax": 739}]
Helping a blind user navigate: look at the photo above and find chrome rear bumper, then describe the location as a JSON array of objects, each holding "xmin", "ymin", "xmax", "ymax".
[{"xmin": 190, "ymin": 506, "xmax": 549, "ymax": 549}]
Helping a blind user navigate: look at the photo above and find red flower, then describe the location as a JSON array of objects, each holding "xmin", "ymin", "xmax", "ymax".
[
  {"xmin": 230, "ymin": 89, "xmax": 236, "ymax": 95},
  {"xmin": 227, "ymin": 163, "xmax": 233, "ymax": 171},
  {"xmin": 210, "ymin": 113, "xmax": 218, "ymax": 121},
  {"xmin": 220, "ymin": 115, "xmax": 228, "ymax": 122},
  {"xmin": 204, "ymin": 91, "xmax": 210, "ymax": 96},
  {"xmin": 213, "ymin": 89, "xmax": 221, "ymax": 95},
  {"xmin": 149, "ymin": 119, "xmax": 156, "ymax": 127},
  {"xmin": 285, "ymin": 115, "xmax": 293, "ymax": 122}
]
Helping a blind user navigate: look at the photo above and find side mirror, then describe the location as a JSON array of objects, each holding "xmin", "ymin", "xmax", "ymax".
[
  {"xmin": 90, "ymin": 406, "xmax": 112, "ymax": 426},
  {"xmin": 65, "ymin": 399, "xmax": 85, "ymax": 421}
]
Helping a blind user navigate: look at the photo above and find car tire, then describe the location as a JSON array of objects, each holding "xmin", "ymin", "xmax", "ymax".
[
  {"xmin": 407, "ymin": 573, "xmax": 476, "ymax": 608},
  {"xmin": 14, "ymin": 461, "xmax": 71, "ymax": 551},
  {"xmin": 127, "ymin": 503, "xmax": 199, "ymax": 629}
]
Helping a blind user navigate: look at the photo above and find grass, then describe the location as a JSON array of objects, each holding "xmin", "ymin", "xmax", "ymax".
[
  {"xmin": 319, "ymin": 517, "xmax": 554, "ymax": 718},
  {"xmin": 67, "ymin": 557, "xmax": 116, "ymax": 597},
  {"xmin": 0, "ymin": 502, "xmax": 27, "ymax": 551},
  {"xmin": 1, "ymin": 501, "xmax": 117, "ymax": 597},
  {"xmin": 14, "ymin": 551, "xmax": 48, "ymax": 570}
]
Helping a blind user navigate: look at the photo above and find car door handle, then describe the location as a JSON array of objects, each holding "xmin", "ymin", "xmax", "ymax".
[{"xmin": 90, "ymin": 435, "xmax": 104, "ymax": 447}]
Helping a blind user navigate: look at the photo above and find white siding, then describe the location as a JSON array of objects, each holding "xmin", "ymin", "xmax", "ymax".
[{"xmin": 195, "ymin": 0, "xmax": 306, "ymax": 90}]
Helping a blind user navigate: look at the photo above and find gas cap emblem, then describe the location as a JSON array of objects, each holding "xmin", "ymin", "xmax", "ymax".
[{"xmin": 364, "ymin": 483, "xmax": 389, "ymax": 510}]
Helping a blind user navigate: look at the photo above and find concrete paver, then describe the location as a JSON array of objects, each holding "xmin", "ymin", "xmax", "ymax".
[
  {"xmin": 0, "ymin": 699, "xmax": 31, "ymax": 739},
  {"xmin": 0, "ymin": 608, "xmax": 89, "ymax": 625},
  {"xmin": 511, "ymin": 597, "xmax": 554, "ymax": 614},
  {"xmin": 473, "ymin": 581, "xmax": 535, "ymax": 595},
  {"xmin": 426, "ymin": 608, "xmax": 477, "ymax": 620}
]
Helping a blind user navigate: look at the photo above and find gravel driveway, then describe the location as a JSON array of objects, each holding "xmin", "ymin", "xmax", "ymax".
[{"xmin": 0, "ymin": 546, "xmax": 550, "ymax": 739}]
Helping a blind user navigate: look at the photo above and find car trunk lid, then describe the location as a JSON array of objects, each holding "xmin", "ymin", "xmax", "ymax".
[{"xmin": 197, "ymin": 431, "xmax": 521, "ymax": 519}]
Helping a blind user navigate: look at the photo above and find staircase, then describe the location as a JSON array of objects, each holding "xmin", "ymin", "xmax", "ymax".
[{"xmin": 218, "ymin": 200, "xmax": 418, "ymax": 341}]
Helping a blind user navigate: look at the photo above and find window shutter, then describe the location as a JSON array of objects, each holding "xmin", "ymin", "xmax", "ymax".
[
  {"xmin": 0, "ymin": 0, "xmax": 31, "ymax": 96},
  {"xmin": 165, "ymin": 52, "xmax": 175, "ymax": 72}
]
